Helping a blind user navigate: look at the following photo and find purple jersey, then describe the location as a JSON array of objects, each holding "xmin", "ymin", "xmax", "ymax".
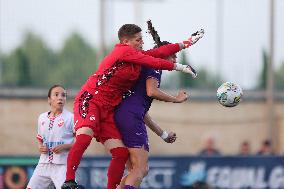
[
  {"xmin": 121, "ymin": 66, "xmax": 162, "ymax": 115},
  {"xmin": 115, "ymin": 66, "xmax": 162, "ymax": 151}
]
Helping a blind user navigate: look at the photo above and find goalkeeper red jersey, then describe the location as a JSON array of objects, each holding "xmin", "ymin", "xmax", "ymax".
[{"xmin": 79, "ymin": 43, "xmax": 180, "ymax": 107}]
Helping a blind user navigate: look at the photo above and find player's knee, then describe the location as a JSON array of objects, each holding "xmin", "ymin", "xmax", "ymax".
[
  {"xmin": 132, "ymin": 163, "xmax": 148, "ymax": 179},
  {"xmin": 76, "ymin": 127, "xmax": 94, "ymax": 136},
  {"xmin": 143, "ymin": 165, "xmax": 149, "ymax": 177},
  {"xmin": 138, "ymin": 164, "xmax": 148, "ymax": 177},
  {"xmin": 131, "ymin": 168, "xmax": 146, "ymax": 182}
]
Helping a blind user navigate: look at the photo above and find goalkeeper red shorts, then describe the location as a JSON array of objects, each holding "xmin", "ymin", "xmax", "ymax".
[{"xmin": 73, "ymin": 90, "xmax": 122, "ymax": 142}]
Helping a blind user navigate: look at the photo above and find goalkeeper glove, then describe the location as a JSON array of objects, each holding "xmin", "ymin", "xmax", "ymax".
[
  {"xmin": 175, "ymin": 63, "xmax": 197, "ymax": 78},
  {"xmin": 182, "ymin": 29, "xmax": 205, "ymax": 48}
]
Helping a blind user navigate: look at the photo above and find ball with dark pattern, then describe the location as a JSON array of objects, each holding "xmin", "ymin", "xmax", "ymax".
[{"xmin": 217, "ymin": 82, "xmax": 243, "ymax": 107}]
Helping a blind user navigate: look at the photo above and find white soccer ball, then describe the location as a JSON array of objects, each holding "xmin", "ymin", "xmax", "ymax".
[{"xmin": 217, "ymin": 82, "xmax": 243, "ymax": 107}]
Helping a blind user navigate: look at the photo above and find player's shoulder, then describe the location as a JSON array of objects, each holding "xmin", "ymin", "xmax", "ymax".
[
  {"xmin": 38, "ymin": 111, "xmax": 48, "ymax": 120},
  {"xmin": 142, "ymin": 66, "xmax": 154, "ymax": 72},
  {"xmin": 62, "ymin": 109, "xmax": 74, "ymax": 118},
  {"xmin": 115, "ymin": 43, "xmax": 137, "ymax": 53},
  {"xmin": 143, "ymin": 66, "xmax": 160, "ymax": 75}
]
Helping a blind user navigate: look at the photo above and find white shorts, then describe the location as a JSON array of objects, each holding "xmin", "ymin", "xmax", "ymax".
[{"xmin": 27, "ymin": 163, "xmax": 66, "ymax": 189}]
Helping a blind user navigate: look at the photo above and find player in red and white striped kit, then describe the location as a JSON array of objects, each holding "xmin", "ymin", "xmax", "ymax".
[
  {"xmin": 27, "ymin": 85, "xmax": 74, "ymax": 189},
  {"xmin": 61, "ymin": 24, "xmax": 204, "ymax": 189}
]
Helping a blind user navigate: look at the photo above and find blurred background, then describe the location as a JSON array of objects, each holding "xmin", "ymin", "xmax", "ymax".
[{"xmin": 0, "ymin": 0, "xmax": 284, "ymax": 188}]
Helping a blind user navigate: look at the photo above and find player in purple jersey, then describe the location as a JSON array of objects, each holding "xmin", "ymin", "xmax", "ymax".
[{"xmin": 114, "ymin": 41, "xmax": 188, "ymax": 189}]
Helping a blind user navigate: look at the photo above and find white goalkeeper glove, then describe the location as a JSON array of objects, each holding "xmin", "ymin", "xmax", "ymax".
[
  {"xmin": 182, "ymin": 29, "xmax": 205, "ymax": 48},
  {"xmin": 175, "ymin": 63, "xmax": 197, "ymax": 78}
]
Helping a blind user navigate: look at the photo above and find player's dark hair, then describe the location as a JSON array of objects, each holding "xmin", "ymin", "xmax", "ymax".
[
  {"xmin": 118, "ymin": 24, "xmax": 142, "ymax": 41},
  {"xmin": 48, "ymin": 84, "xmax": 66, "ymax": 98},
  {"xmin": 154, "ymin": 41, "xmax": 171, "ymax": 48},
  {"xmin": 147, "ymin": 20, "xmax": 174, "ymax": 58},
  {"xmin": 147, "ymin": 20, "xmax": 163, "ymax": 47}
]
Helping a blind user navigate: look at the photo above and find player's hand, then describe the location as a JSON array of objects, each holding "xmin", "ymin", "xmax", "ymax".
[
  {"xmin": 182, "ymin": 29, "xmax": 205, "ymax": 48},
  {"xmin": 183, "ymin": 64, "xmax": 197, "ymax": 78},
  {"xmin": 52, "ymin": 144, "xmax": 67, "ymax": 154},
  {"xmin": 164, "ymin": 132, "xmax": 177, "ymax": 143},
  {"xmin": 38, "ymin": 144, "xmax": 48, "ymax": 154},
  {"xmin": 175, "ymin": 90, "xmax": 188, "ymax": 103},
  {"xmin": 174, "ymin": 63, "xmax": 197, "ymax": 78}
]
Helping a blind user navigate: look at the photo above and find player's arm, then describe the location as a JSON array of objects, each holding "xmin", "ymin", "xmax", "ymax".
[
  {"xmin": 144, "ymin": 112, "xmax": 176, "ymax": 143},
  {"xmin": 121, "ymin": 49, "xmax": 174, "ymax": 70},
  {"xmin": 121, "ymin": 48, "xmax": 198, "ymax": 77},
  {"xmin": 146, "ymin": 77, "xmax": 188, "ymax": 103},
  {"xmin": 38, "ymin": 144, "xmax": 48, "ymax": 154},
  {"xmin": 36, "ymin": 116, "xmax": 48, "ymax": 154},
  {"xmin": 144, "ymin": 28, "xmax": 205, "ymax": 58},
  {"xmin": 36, "ymin": 138, "xmax": 48, "ymax": 154},
  {"xmin": 143, "ymin": 43, "xmax": 182, "ymax": 58},
  {"xmin": 52, "ymin": 144, "xmax": 73, "ymax": 154}
]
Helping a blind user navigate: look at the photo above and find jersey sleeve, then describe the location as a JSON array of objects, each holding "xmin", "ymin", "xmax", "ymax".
[
  {"xmin": 145, "ymin": 68, "xmax": 161, "ymax": 82},
  {"xmin": 143, "ymin": 43, "xmax": 180, "ymax": 58},
  {"xmin": 36, "ymin": 115, "xmax": 43, "ymax": 142},
  {"xmin": 120, "ymin": 48, "xmax": 174, "ymax": 70}
]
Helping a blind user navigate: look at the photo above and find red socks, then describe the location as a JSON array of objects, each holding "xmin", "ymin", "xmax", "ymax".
[
  {"xmin": 66, "ymin": 134, "xmax": 92, "ymax": 181},
  {"xmin": 107, "ymin": 147, "xmax": 129, "ymax": 189},
  {"xmin": 65, "ymin": 135, "xmax": 129, "ymax": 189}
]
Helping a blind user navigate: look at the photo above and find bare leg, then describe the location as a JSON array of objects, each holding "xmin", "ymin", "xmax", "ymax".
[{"xmin": 124, "ymin": 147, "xmax": 149, "ymax": 188}]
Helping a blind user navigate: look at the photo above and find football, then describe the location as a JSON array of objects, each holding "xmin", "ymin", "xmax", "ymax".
[{"xmin": 217, "ymin": 82, "xmax": 243, "ymax": 107}]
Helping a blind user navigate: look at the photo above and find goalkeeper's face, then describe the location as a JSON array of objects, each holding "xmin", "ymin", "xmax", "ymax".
[{"xmin": 125, "ymin": 32, "xmax": 144, "ymax": 51}]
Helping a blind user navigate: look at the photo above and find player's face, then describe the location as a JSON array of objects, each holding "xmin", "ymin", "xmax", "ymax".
[
  {"xmin": 48, "ymin": 87, "xmax": 67, "ymax": 110},
  {"xmin": 126, "ymin": 32, "xmax": 144, "ymax": 50}
]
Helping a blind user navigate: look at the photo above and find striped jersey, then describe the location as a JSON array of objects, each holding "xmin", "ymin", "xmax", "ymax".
[{"xmin": 36, "ymin": 109, "xmax": 74, "ymax": 164}]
